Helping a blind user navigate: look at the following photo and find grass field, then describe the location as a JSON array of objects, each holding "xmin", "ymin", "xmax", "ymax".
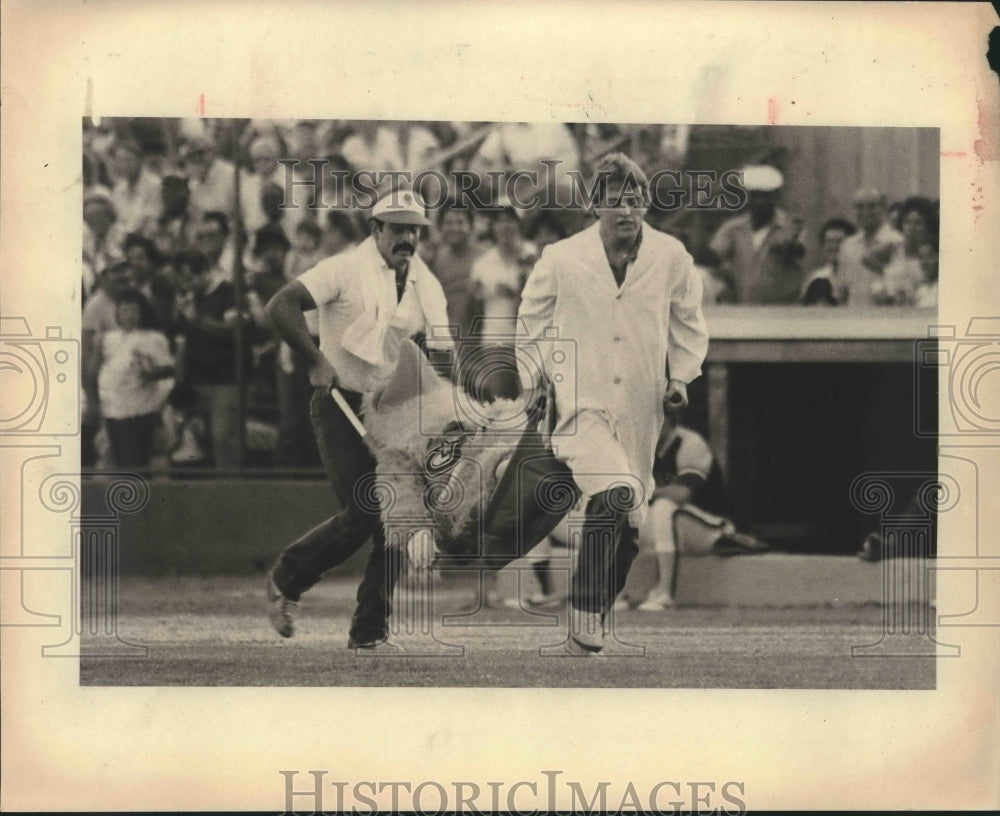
[{"xmin": 79, "ymin": 575, "xmax": 936, "ymax": 689}]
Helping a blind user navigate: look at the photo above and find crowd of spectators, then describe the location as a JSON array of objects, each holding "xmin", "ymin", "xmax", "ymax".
[{"xmin": 81, "ymin": 118, "xmax": 939, "ymax": 471}]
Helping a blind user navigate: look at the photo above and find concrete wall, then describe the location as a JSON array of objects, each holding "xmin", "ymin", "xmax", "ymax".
[
  {"xmin": 86, "ymin": 478, "xmax": 935, "ymax": 607},
  {"xmin": 83, "ymin": 478, "xmax": 368, "ymax": 576}
]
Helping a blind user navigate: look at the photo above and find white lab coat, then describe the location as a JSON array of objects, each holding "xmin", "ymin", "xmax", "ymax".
[{"xmin": 516, "ymin": 222, "xmax": 709, "ymax": 521}]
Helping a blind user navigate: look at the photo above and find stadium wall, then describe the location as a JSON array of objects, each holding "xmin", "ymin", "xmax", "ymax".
[{"xmin": 83, "ymin": 479, "xmax": 934, "ymax": 606}]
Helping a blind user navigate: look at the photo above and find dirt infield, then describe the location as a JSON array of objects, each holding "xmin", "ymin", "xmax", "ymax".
[{"xmin": 80, "ymin": 576, "xmax": 936, "ymax": 689}]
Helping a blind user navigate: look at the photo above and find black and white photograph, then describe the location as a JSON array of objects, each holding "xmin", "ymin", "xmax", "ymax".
[
  {"xmin": 2, "ymin": 1, "xmax": 998, "ymax": 812},
  {"xmin": 75, "ymin": 116, "xmax": 944, "ymax": 689}
]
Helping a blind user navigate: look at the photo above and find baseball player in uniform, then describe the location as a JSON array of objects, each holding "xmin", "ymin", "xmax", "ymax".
[
  {"xmin": 627, "ymin": 408, "xmax": 768, "ymax": 611},
  {"xmin": 264, "ymin": 186, "xmax": 453, "ymax": 650}
]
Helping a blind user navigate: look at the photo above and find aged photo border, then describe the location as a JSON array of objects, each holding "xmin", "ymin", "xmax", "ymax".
[{"xmin": 2, "ymin": 0, "xmax": 999, "ymax": 811}]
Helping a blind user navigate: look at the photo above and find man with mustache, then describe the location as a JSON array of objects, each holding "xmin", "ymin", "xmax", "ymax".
[
  {"xmin": 264, "ymin": 185, "xmax": 453, "ymax": 650},
  {"xmin": 515, "ymin": 152, "xmax": 709, "ymax": 655}
]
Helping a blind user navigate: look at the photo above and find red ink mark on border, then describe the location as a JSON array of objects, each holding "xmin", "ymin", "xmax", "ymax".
[
  {"xmin": 767, "ymin": 98, "xmax": 779, "ymax": 125},
  {"xmin": 940, "ymin": 151, "xmax": 967, "ymax": 158},
  {"xmin": 197, "ymin": 94, "xmax": 205, "ymax": 116}
]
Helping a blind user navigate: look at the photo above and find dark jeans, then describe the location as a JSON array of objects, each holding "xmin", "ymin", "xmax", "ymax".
[
  {"xmin": 105, "ymin": 413, "xmax": 159, "ymax": 469},
  {"xmin": 271, "ymin": 388, "xmax": 401, "ymax": 644},
  {"xmin": 571, "ymin": 489, "xmax": 639, "ymax": 615},
  {"xmin": 479, "ymin": 429, "xmax": 637, "ymax": 616}
]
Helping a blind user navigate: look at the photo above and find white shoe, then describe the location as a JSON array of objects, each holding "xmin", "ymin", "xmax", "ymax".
[
  {"xmin": 611, "ymin": 597, "xmax": 630, "ymax": 612},
  {"xmin": 267, "ymin": 574, "xmax": 299, "ymax": 638},
  {"xmin": 637, "ymin": 591, "xmax": 675, "ymax": 612},
  {"xmin": 569, "ymin": 608, "xmax": 604, "ymax": 653},
  {"xmin": 526, "ymin": 592, "xmax": 563, "ymax": 608}
]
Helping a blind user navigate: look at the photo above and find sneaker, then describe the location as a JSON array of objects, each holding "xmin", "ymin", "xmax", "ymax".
[
  {"xmin": 611, "ymin": 597, "xmax": 631, "ymax": 612},
  {"xmin": 712, "ymin": 532, "xmax": 769, "ymax": 557},
  {"xmin": 568, "ymin": 608, "xmax": 604, "ymax": 653},
  {"xmin": 348, "ymin": 636, "xmax": 403, "ymax": 653},
  {"xmin": 526, "ymin": 592, "xmax": 563, "ymax": 609},
  {"xmin": 637, "ymin": 590, "xmax": 675, "ymax": 611},
  {"xmin": 267, "ymin": 573, "xmax": 298, "ymax": 638},
  {"xmin": 564, "ymin": 637, "xmax": 606, "ymax": 658}
]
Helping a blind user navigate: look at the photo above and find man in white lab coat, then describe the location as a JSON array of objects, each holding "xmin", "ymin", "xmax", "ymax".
[{"xmin": 516, "ymin": 152, "xmax": 709, "ymax": 655}]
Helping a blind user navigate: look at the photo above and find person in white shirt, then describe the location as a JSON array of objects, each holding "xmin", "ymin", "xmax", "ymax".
[
  {"xmin": 91, "ymin": 288, "xmax": 175, "ymax": 468},
  {"xmin": 264, "ymin": 186, "xmax": 453, "ymax": 650},
  {"xmin": 180, "ymin": 134, "xmax": 238, "ymax": 224},
  {"xmin": 515, "ymin": 153, "xmax": 709, "ymax": 654},
  {"xmin": 110, "ymin": 139, "xmax": 162, "ymax": 237},
  {"xmin": 239, "ymin": 135, "xmax": 288, "ymax": 236},
  {"xmin": 836, "ymin": 188, "xmax": 904, "ymax": 307}
]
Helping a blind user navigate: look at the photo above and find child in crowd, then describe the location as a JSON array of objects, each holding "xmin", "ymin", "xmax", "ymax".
[{"xmin": 92, "ymin": 288, "xmax": 175, "ymax": 468}]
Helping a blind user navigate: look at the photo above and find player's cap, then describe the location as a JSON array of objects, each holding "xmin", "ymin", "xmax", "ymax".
[
  {"xmin": 741, "ymin": 165, "xmax": 784, "ymax": 192},
  {"xmin": 371, "ymin": 188, "xmax": 430, "ymax": 227}
]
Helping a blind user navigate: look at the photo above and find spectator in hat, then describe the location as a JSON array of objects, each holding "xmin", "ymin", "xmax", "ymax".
[
  {"xmin": 707, "ymin": 164, "xmax": 805, "ymax": 304},
  {"xmin": 468, "ymin": 202, "xmax": 537, "ymax": 401},
  {"xmin": 181, "ymin": 134, "xmax": 239, "ymax": 225},
  {"xmin": 800, "ymin": 218, "xmax": 856, "ymax": 306},
  {"xmin": 110, "ymin": 139, "xmax": 162, "ymax": 237},
  {"xmin": 836, "ymin": 187, "xmax": 904, "ymax": 307}
]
